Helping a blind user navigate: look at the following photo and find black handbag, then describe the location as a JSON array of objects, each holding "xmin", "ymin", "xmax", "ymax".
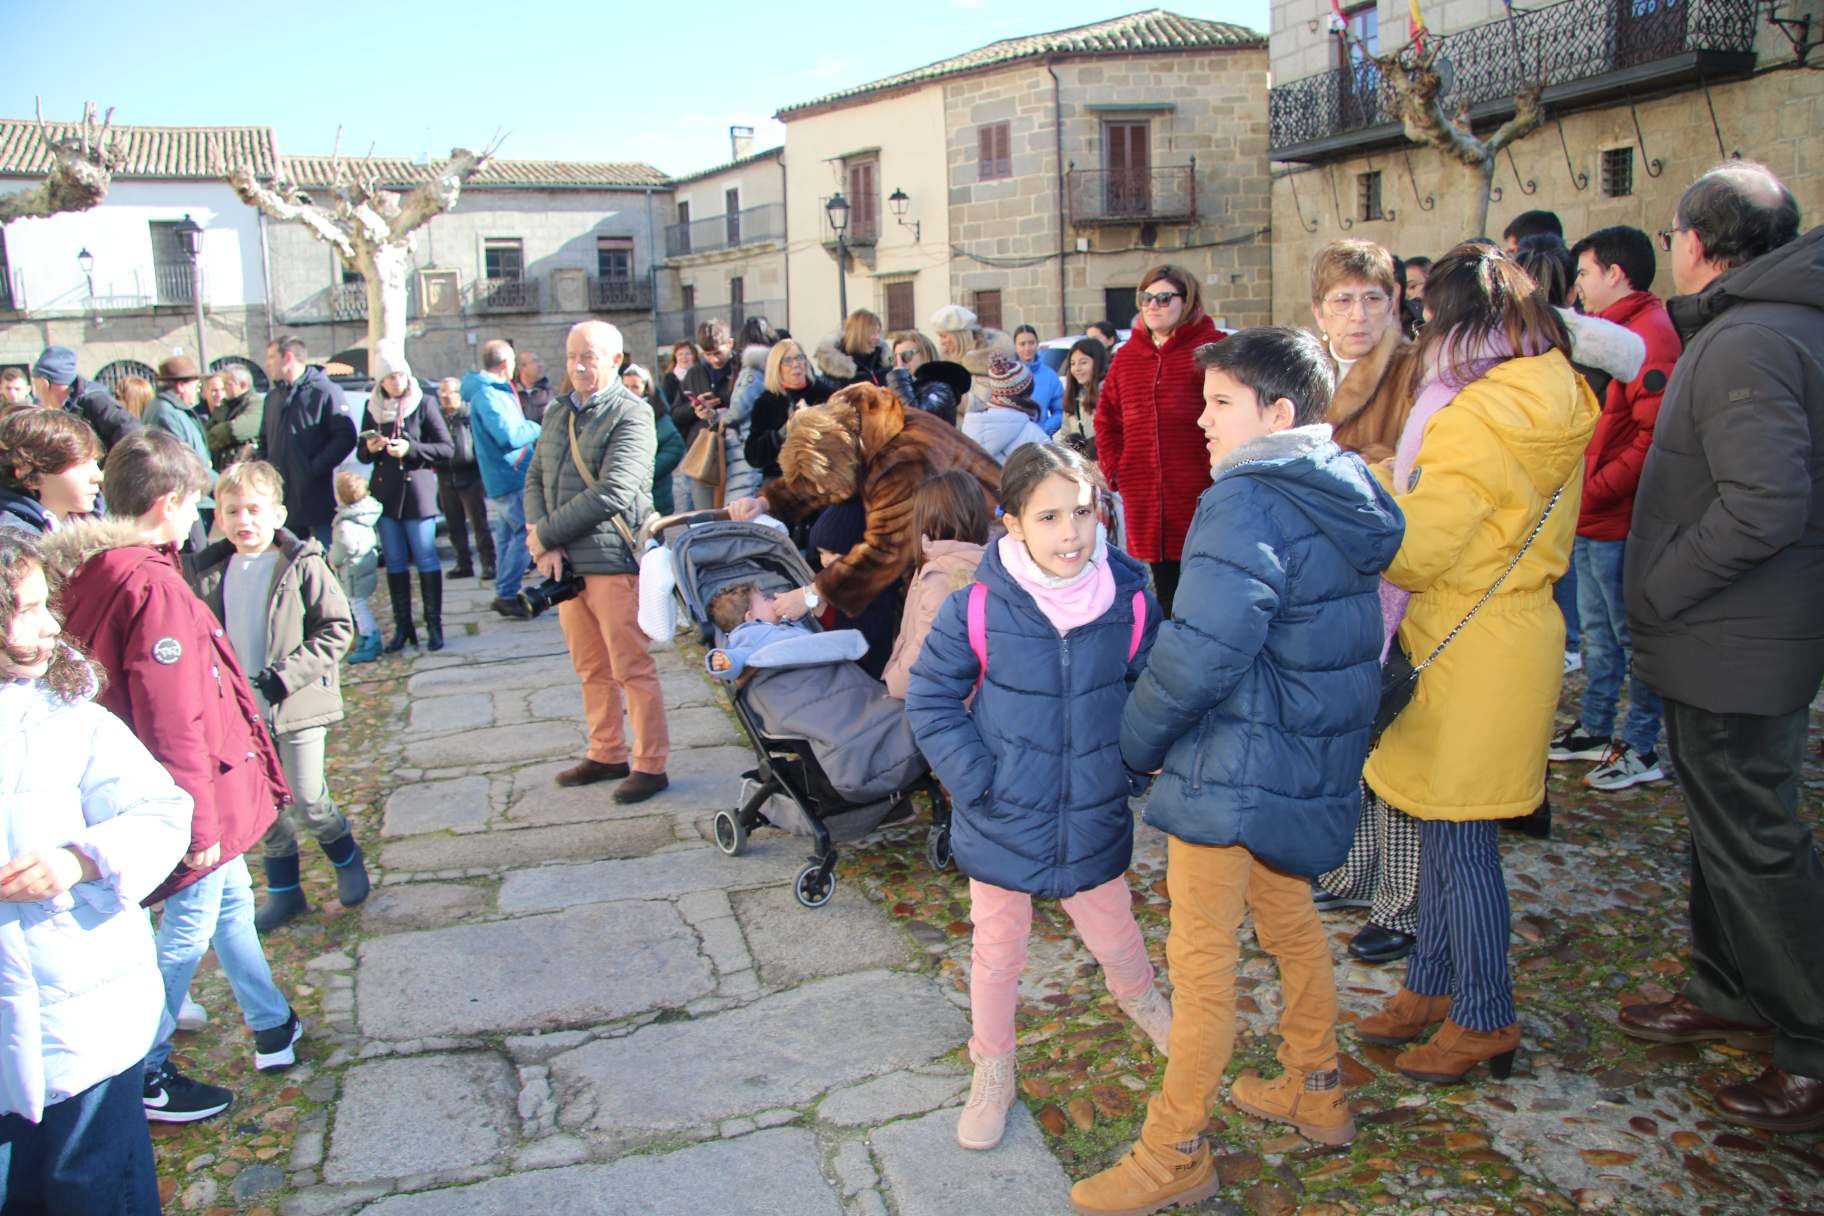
[{"xmin": 1371, "ymin": 483, "xmax": 1564, "ymax": 745}]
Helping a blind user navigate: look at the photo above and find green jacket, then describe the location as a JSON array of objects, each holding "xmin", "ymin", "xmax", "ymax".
[
  {"xmin": 206, "ymin": 391, "xmax": 266, "ymax": 465},
  {"xmin": 525, "ymin": 383, "xmax": 655, "ymax": 577},
  {"xmin": 188, "ymin": 528, "xmax": 353, "ymax": 733},
  {"xmin": 146, "ymin": 391, "xmax": 218, "ymax": 505}
]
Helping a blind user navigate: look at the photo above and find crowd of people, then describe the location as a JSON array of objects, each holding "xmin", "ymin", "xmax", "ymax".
[{"xmin": 0, "ymin": 156, "xmax": 1818, "ymax": 1215}]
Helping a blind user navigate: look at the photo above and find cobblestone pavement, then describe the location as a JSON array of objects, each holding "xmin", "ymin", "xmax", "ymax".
[{"xmin": 149, "ymin": 572, "xmax": 1824, "ymax": 1216}]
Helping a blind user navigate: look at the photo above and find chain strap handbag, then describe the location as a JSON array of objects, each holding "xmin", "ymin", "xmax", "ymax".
[{"xmin": 1372, "ymin": 483, "xmax": 1566, "ymax": 745}]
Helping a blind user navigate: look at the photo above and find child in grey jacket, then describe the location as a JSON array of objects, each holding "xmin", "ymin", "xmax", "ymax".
[{"xmin": 330, "ymin": 472, "xmax": 383, "ymax": 664}]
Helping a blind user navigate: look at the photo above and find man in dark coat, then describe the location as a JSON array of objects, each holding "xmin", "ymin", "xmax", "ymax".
[
  {"xmin": 29, "ymin": 345, "xmax": 140, "ymax": 451},
  {"xmin": 514, "ymin": 351, "xmax": 555, "ymax": 425},
  {"xmin": 259, "ymin": 337, "xmax": 355, "ymax": 548},
  {"xmin": 1619, "ymin": 162, "xmax": 1824, "ymax": 1133}
]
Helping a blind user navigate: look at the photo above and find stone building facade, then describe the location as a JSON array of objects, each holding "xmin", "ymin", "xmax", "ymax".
[
  {"xmin": 656, "ymin": 143, "xmax": 788, "ymax": 347},
  {"xmin": 1265, "ymin": 0, "xmax": 1823, "ymax": 324}
]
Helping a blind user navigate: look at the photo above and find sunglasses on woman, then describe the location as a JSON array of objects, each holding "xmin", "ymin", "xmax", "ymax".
[{"xmin": 1137, "ymin": 291, "xmax": 1183, "ymax": 306}]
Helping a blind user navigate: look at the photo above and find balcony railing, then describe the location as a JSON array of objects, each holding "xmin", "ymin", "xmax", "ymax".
[
  {"xmin": 589, "ymin": 276, "xmax": 653, "ymax": 311},
  {"xmin": 1067, "ymin": 166, "xmax": 1197, "ymax": 226},
  {"xmin": 664, "ymin": 202, "xmax": 786, "ymax": 259},
  {"xmin": 1268, "ymin": 0, "xmax": 1759, "ymax": 160},
  {"xmin": 655, "ymin": 298, "xmax": 786, "ymax": 346},
  {"xmin": 475, "ymin": 277, "xmax": 540, "ymax": 313},
  {"xmin": 154, "ymin": 263, "xmax": 195, "ymax": 306},
  {"xmin": 330, "ymin": 281, "xmax": 367, "ymax": 320}
]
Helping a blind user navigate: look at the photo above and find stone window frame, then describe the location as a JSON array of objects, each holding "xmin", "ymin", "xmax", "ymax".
[{"xmin": 978, "ymin": 123, "xmax": 1013, "ymax": 182}]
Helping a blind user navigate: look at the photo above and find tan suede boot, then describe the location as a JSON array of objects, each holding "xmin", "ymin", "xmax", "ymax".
[
  {"xmin": 1228, "ymin": 1065, "xmax": 1355, "ymax": 1146},
  {"xmin": 1395, "ymin": 1018, "xmax": 1520, "ymax": 1084},
  {"xmin": 1116, "ymin": 985, "xmax": 1172, "ymax": 1056},
  {"xmin": 1354, "ymin": 987, "xmax": 1452, "ymax": 1046},
  {"xmin": 956, "ymin": 1049, "xmax": 1018, "ymax": 1151},
  {"xmin": 1069, "ymin": 1138, "xmax": 1217, "ymax": 1216}
]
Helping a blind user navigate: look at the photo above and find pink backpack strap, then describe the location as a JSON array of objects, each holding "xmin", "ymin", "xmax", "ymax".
[
  {"xmin": 967, "ymin": 582, "xmax": 989, "ymax": 689},
  {"xmin": 1128, "ymin": 589, "xmax": 1146, "ymax": 661}
]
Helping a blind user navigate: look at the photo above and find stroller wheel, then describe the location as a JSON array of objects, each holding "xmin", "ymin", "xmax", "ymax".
[
  {"xmin": 713, "ymin": 809, "xmax": 748, "ymax": 856},
  {"xmin": 794, "ymin": 861, "xmax": 837, "ymax": 909},
  {"xmin": 926, "ymin": 824, "xmax": 953, "ymax": 872}
]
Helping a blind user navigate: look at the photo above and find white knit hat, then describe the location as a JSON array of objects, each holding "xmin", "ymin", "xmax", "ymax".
[{"xmin": 928, "ymin": 304, "xmax": 978, "ymax": 333}]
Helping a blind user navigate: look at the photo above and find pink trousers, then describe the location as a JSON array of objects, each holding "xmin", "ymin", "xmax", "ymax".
[{"xmin": 967, "ymin": 875, "xmax": 1154, "ymax": 1058}]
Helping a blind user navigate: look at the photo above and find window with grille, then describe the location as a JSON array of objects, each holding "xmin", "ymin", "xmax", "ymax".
[
  {"xmin": 1601, "ymin": 148, "xmax": 1634, "ymax": 198},
  {"xmin": 973, "ymin": 289, "xmax": 1003, "ymax": 332},
  {"xmin": 978, "ymin": 123, "xmax": 1012, "ymax": 181},
  {"xmin": 596, "ymin": 237, "xmax": 633, "ymax": 281},
  {"xmin": 149, "ymin": 221, "xmax": 194, "ymax": 305},
  {"xmin": 885, "ymin": 280, "xmax": 915, "ymax": 332},
  {"xmin": 1357, "ymin": 171, "xmax": 1384, "ymax": 222},
  {"xmin": 484, "ymin": 238, "xmax": 524, "ymax": 281}
]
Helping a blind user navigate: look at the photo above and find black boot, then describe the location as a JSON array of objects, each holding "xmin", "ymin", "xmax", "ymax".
[
  {"xmin": 323, "ymin": 833, "xmax": 370, "ymax": 907},
  {"xmin": 420, "ymin": 569, "xmax": 445, "ymax": 652},
  {"xmin": 1503, "ymin": 790, "xmax": 1552, "ymax": 840},
  {"xmin": 383, "ymin": 571, "xmax": 417, "ymax": 653},
  {"xmin": 255, "ymin": 855, "xmax": 311, "ymax": 933}
]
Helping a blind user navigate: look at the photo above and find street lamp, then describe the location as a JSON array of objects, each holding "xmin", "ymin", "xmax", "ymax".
[
  {"xmin": 76, "ymin": 248, "xmax": 99, "ymax": 324},
  {"xmin": 172, "ymin": 213, "xmax": 207, "ymax": 370},
  {"xmin": 825, "ymin": 191, "xmax": 849, "ymax": 319},
  {"xmin": 887, "ymin": 188, "xmax": 921, "ymax": 242}
]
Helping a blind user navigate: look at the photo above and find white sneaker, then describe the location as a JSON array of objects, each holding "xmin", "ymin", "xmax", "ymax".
[
  {"xmin": 1585, "ymin": 742, "xmax": 1665, "ymax": 791},
  {"xmin": 176, "ymin": 994, "xmax": 208, "ymax": 1032},
  {"xmin": 1563, "ymin": 650, "xmax": 1583, "ymax": 674}
]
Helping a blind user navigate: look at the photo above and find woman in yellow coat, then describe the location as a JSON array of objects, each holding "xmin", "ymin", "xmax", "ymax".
[{"xmin": 1354, "ymin": 245, "xmax": 1599, "ymax": 1082}]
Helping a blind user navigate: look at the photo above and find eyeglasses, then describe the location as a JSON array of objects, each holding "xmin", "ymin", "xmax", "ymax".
[
  {"xmin": 1321, "ymin": 291, "xmax": 1392, "ymax": 317},
  {"xmin": 1137, "ymin": 290, "xmax": 1183, "ymax": 307},
  {"xmin": 896, "ymin": 350, "xmax": 919, "ymax": 364},
  {"xmin": 1656, "ymin": 226, "xmax": 1689, "ymax": 252},
  {"xmin": 780, "ymin": 354, "xmax": 809, "ymax": 367}
]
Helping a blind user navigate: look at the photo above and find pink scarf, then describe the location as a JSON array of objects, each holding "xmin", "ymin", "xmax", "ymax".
[
  {"xmin": 998, "ymin": 531, "xmax": 1115, "ymax": 634},
  {"xmin": 1379, "ymin": 329, "xmax": 1542, "ymax": 658}
]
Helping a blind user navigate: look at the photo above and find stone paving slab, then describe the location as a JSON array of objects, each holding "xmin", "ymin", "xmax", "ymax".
[
  {"xmin": 358, "ymin": 901, "xmax": 713, "ymax": 1038},
  {"xmin": 517, "ymin": 667, "xmax": 720, "ymax": 721},
  {"xmin": 359, "ymin": 882, "xmax": 494, "ymax": 933},
  {"xmin": 731, "ymin": 882, "xmax": 915, "ymax": 986},
  {"xmin": 322, "ymin": 1053, "xmax": 517, "ymax": 1184},
  {"xmin": 504, "ymin": 746, "xmax": 757, "ymax": 825},
  {"xmin": 408, "ymin": 721, "xmax": 585, "ymax": 770},
  {"xmin": 404, "ymin": 694, "xmax": 494, "ymax": 736},
  {"xmin": 406, "ymin": 652, "xmax": 576, "ymax": 696},
  {"xmin": 548, "ymin": 969, "xmax": 966, "ymax": 1141},
  {"xmin": 870, "ymin": 1104, "xmax": 1073, "ymax": 1215},
  {"xmin": 381, "ymin": 818, "xmax": 674, "ymax": 875},
  {"xmin": 496, "ymin": 843, "xmax": 800, "ymax": 913},
  {"xmin": 816, "ymin": 1068, "xmax": 969, "ymax": 1127},
  {"xmin": 382, "ymin": 776, "xmax": 492, "ymax": 838},
  {"xmin": 354, "ymin": 1128, "xmax": 843, "ymax": 1216}
]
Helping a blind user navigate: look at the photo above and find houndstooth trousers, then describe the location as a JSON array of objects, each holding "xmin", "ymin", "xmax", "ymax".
[{"xmin": 1317, "ymin": 782, "xmax": 1422, "ymax": 934}]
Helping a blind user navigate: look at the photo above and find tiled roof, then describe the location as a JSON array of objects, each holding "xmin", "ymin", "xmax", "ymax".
[
  {"xmin": 669, "ymin": 145, "xmax": 784, "ymax": 188},
  {"xmin": 279, "ymin": 156, "xmax": 670, "ymax": 190},
  {"xmin": 0, "ymin": 120, "xmax": 278, "ymax": 178},
  {"xmin": 777, "ymin": 8, "xmax": 1264, "ymax": 119}
]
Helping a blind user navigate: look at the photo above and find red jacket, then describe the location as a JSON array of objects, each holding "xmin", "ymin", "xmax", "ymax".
[
  {"xmin": 1577, "ymin": 291, "xmax": 1681, "ymax": 540},
  {"xmin": 1095, "ymin": 316, "xmax": 1224, "ymax": 563},
  {"xmin": 45, "ymin": 520, "xmax": 290, "ymax": 904}
]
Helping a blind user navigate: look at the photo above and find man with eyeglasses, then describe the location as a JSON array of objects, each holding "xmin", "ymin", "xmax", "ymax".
[
  {"xmin": 1302, "ymin": 239, "xmax": 1424, "ymax": 967},
  {"xmin": 1618, "ymin": 160, "xmax": 1824, "ymax": 1133}
]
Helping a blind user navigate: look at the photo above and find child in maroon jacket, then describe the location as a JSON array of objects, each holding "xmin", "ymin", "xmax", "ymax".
[{"xmin": 44, "ymin": 431, "xmax": 297, "ymax": 1126}]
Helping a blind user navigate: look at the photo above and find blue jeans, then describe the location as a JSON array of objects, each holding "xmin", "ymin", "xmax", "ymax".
[
  {"xmin": 144, "ymin": 856, "xmax": 290, "ymax": 1075},
  {"xmin": 1553, "ymin": 559, "xmax": 1580, "ymax": 650},
  {"xmin": 1405, "ymin": 820, "xmax": 1514, "ymax": 1032},
  {"xmin": 378, "ymin": 514, "xmax": 440, "ymax": 574},
  {"xmin": 490, "ymin": 491, "xmax": 530, "ymax": 598},
  {"xmin": 1573, "ymin": 536, "xmax": 1662, "ymax": 755},
  {"xmin": 0, "ymin": 1066, "xmax": 160, "ymax": 1215}
]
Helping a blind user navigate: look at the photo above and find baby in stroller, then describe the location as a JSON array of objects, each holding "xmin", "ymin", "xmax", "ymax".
[{"xmin": 703, "ymin": 583, "xmax": 868, "ymax": 682}]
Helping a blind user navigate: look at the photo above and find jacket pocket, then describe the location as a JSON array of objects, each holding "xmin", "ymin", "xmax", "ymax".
[{"xmin": 1187, "ymin": 716, "xmax": 1212, "ymax": 793}]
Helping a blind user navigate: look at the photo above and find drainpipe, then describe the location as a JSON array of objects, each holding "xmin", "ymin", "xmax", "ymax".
[
  {"xmin": 780, "ymin": 154, "xmax": 791, "ymax": 332},
  {"xmin": 643, "ymin": 186, "xmax": 660, "ymax": 353},
  {"xmin": 1046, "ymin": 57, "xmax": 1067, "ymax": 336}
]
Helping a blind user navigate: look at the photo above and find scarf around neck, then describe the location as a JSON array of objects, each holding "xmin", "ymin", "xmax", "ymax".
[
  {"xmin": 997, "ymin": 528, "xmax": 1115, "ymax": 635},
  {"xmin": 368, "ymin": 376, "xmax": 422, "ymax": 428}
]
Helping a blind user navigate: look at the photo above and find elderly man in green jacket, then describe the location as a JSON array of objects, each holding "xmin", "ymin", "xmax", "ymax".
[
  {"xmin": 525, "ymin": 320, "xmax": 669, "ymax": 804},
  {"xmin": 145, "ymin": 356, "xmax": 218, "ymax": 527}
]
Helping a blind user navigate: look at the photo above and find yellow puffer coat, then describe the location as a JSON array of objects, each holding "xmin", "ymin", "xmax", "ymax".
[{"xmin": 1363, "ymin": 350, "xmax": 1599, "ymax": 821}]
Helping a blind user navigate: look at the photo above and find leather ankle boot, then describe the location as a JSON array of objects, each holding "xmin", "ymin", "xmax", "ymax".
[
  {"xmin": 1395, "ymin": 1018, "xmax": 1520, "ymax": 1084},
  {"xmin": 420, "ymin": 569, "xmax": 444, "ymax": 651},
  {"xmin": 1355, "ymin": 987, "xmax": 1453, "ymax": 1046},
  {"xmin": 383, "ymin": 572, "xmax": 416, "ymax": 652}
]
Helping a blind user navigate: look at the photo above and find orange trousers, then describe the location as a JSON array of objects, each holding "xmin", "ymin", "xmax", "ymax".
[{"xmin": 557, "ymin": 573, "xmax": 669, "ymax": 774}]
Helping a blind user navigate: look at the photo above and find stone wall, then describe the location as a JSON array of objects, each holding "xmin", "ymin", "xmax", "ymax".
[
  {"xmin": 0, "ymin": 307, "xmax": 268, "ymax": 377},
  {"xmin": 941, "ymin": 48, "xmax": 1273, "ymax": 338}
]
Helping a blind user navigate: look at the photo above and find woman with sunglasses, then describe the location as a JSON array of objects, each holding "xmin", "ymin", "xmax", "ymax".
[{"xmin": 1093, "ymin": 265, "xmax": 1224, "ymax": 613}]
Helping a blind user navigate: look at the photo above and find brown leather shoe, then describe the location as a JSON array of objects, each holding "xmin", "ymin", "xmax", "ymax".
[
  {"xmin": 555, "ymin": 758, "xmax": 631, "ymax": 787},
  {"xmin": 1395, "ymin": 1018, "xmax": 1520, "ymax": 1084},
  {"xmin": 612, "ymin": 770, "xmax": 669, "ymax": 804},
  {"xmin": 1616, "ymin": 994, "xmax": 1775, "ymax": 1052},
  {"xmin": 1712, "ymin": 1066, "xmax": 1824, "ymax": 1133},
  {"xmin": 1355, "ymin": 987, "xmax": 1453, "ymax": 1046}
]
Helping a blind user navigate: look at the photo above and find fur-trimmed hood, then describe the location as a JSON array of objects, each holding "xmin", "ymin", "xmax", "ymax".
[
  {"xmin": 37, "ymin": 516, "xmax": 159, "ymax": 581},
  {"xmin": 812, "ymin": 334, "xmax": 857, "ymax": 382},
  {"xmin": 741, "ymin": 343, "xmax": 771, "ymax": 373}
]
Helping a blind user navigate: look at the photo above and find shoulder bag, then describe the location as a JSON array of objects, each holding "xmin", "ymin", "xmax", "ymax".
[{"xmin": 678, "ymin": 418, "xmax": 727, "ymax": 506}]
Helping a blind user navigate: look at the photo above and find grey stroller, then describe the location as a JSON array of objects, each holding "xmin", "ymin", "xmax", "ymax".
[{"xmin": 656, "ymin": 511, "xmax": 953, "ymax": 908}]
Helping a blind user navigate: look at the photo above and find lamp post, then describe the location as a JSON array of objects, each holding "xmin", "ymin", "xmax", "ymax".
[
  {"xmin": 172, "ymin": 213, "xmax": 207, "ymax": 369},
  {"xmin": 887, "ymin": 188, "xmax": 920, "ymax": 242},
  {"xmin": 76, "ymin": 247, "xmax": 97, "ymax": 322},
  {"xmin": 825, "ymin": 191, "xmax": 850, "ymax": 320}
]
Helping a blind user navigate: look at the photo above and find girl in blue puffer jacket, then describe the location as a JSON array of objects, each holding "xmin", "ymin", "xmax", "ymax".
[{"xmin": 906, "ymin": 442, "xmax": 1169, "ymax": 1155}]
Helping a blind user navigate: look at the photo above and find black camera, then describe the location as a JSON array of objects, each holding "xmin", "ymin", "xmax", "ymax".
[{"xmin": 517, "ymin": 568, "xmax": 584, "ymax": 618}]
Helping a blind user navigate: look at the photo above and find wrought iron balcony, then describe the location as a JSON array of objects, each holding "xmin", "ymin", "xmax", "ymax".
[
  {"xmin": 154, "ymin": 263, "xmax": 195, "ymax": 306},
  {"xmin": 330, "ymin": 281, "xmax": 367, "ymax": 321},
  {"xmin": 1066, "ymin": 166, "xmax": 1197, "ymax": 226},
  {"xmin": 589, "ymin": 276, "xmax": 653, "ymax": 311},
  {"xmin": 664, "ymin": 203, "xmax": 786, "ymax": 259},
  {"xmin": 475, "ymin": 277, "xmax": 540, "ymax": 313},
  {"xmin": 1268, "ymin": 0, "xmax": 1759, "ymax": 161}
]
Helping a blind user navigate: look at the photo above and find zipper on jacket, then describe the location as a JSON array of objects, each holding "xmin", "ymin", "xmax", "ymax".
[{"xmin": 1056, "ymin": 636, "xmax": 1072, "ymax": 873}]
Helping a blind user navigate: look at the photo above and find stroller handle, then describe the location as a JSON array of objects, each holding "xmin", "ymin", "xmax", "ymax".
[{"xmin": 640, "ymin": 508, "xmax": 732, "ymax": 546}]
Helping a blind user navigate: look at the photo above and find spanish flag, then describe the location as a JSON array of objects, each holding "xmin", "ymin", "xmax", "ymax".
[{"xmin": 1410, "ymin": 0, "xmax": 1429, "ymax": 48}]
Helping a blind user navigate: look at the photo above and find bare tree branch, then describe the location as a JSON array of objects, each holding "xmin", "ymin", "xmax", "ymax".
[
  {"xmin": 388, "ymin": 144, "xmax": 494, "ymax": 241},
  {"xmin": 0, "ymin": 98, "xmax": 126, "ymax": 223},
  {"xmin": 229, "ymin": 165, "xmax": 356, "ymax": 259}
]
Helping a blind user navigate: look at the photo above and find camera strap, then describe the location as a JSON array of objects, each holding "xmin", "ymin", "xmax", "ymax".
[{"xmin": 567, "ymin": 407, "xmax": 641, "ymax": 552}]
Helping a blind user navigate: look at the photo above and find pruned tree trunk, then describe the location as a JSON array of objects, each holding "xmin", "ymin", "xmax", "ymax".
[
  {"xmin": 0, "ymin": 100, "xmax": 124, "ymax": 224},
  {"xmin": 229, "ymin": 137, "xmax": 500, "ymax": 367}
]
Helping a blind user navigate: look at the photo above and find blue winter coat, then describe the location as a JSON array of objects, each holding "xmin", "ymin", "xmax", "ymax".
[
  {"xmin": 1121, "ymin": 427, "xmax": 1404, "ymax": 877},
  {"xmin": 906, "ymin": 540, "xmax": 1160, "ymax": 898},
  {"xmin": 1024, "ymin": 356, "xmax": 1065, "ymax": 436},
  {"xmin": 462, "ymin": 371, "xmax": 541, "ymax": 499}
]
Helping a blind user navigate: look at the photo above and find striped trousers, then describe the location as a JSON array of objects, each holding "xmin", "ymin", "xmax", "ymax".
[
  {"xmin": 1404, "ymin": 819, "xmax": 1515, "ymax": 1032},
  {"xmin": 1317, "ymin": 784, "xmax": 1421, "ymax": 934}
]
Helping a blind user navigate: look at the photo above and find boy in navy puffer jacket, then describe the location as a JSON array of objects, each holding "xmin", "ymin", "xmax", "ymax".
[{"xmin": 1071, "ymin": 328, "xmax": 1404, "ymax": 1216}]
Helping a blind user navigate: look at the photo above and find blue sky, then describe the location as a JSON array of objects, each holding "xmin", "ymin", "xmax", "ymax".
[{"xmin": 5, "ymin": 0, "xmax": 1268, "ymax": 177}]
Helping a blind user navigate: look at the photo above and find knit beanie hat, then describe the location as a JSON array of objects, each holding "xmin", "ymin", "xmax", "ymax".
[
  {"xmin": 31, "ymin": 345, "xmax": 78, "ymax": 386},
  {"xmin": 987, "ymin": 353, "xmax": 1033, "ymax": 407},
  {"xmin": 373, "ymin": 343, "xmax": 410, "ymax": 383},
  {"xmin": 808, "ymin": 497, "xmax": 867, "ymax": 556},
  {"xmin": 928, "ymin": 304, "xmax": 978, "ymax": 334}
]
